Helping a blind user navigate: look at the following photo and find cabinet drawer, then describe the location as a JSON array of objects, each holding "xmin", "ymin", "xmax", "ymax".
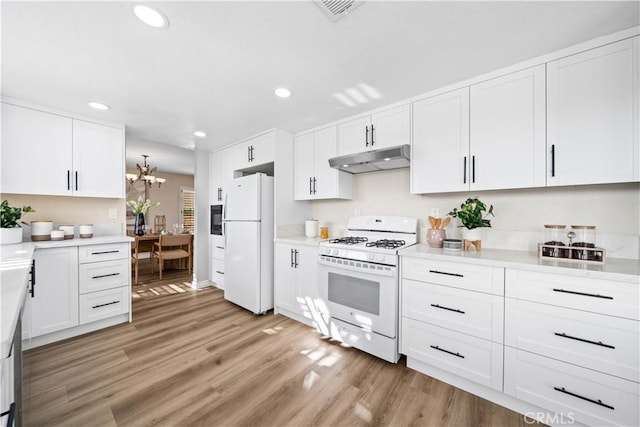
[
  {"xmin": 211, "ymin": 258, "xmax": 225, "ymax": 286},
  {"xmin": 505, "ymin": 298, "xmax": 639, "ymax": 382},
  {"xmin": 79, "ymin": 259, "xmax": 129, "ymax": 294},
  {"xmin": 79, "ymin": 243, "xmax": 129, "ymax": 263},
  {"xmin": 401, "ymin": 318, "xmax": 503, "ymax": 390},
  {"xmin": 402, "ymin": 257, "xmax": 504, "ymax": 295},
  {"xmin": 505, "ymin": 269, "xmax": 639, "ymax": 320},
  {"xmin": 402, "ymin": 278, "xmax": 503, "ymax": 342},
  {"xmin": 79, "ymin": 287, "xmax": 129, "ymax": 324},
  {"xmin": 504, "ymin": 347, "xmax": 639, "ymax": 427},
  {"xmin": 212, "ymin": 245, "xmax": 225, "ymax": 260}
]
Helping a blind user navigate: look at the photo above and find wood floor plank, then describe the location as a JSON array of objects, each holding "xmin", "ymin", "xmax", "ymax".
[{"xmin": 22, "ymin": 266, "xmax": 539, "ymax": 426}]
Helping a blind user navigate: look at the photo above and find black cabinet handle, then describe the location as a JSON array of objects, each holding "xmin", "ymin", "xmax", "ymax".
[
  {"xmin": 463, "ymin": 157, "xmax": 467, "ymax": 184},
  {"xmin": 431, "ymin": 303, "xmax": 465, "ymax": 314},
  {"xmin": 554, "ymin": 332, "xmax": 615, "ymax": 349},
  {"xmin": 247, "ymin": 146, "xmax": 251, "ymax": 162},
  {"xmin": 553, "ymin": 387, "xmax": 614, "ymax": 410},
  {"xmin": 92, "ymin": 300, "xmax": 120, "ymax": 309},
  {"xmin": 313, "ymin": 177, "xmax": 317, "ymax": 195},
  {"xmin": 249, "ymin": 145, "xmax": 254, "ymax": 162},
  {"xmin": 371, "ymin": 124, "xmax": 375, "ymax": 146},
  {"xmin": 215, "ymin": 271, "xmax": 224, "ymax": 275},
  {"xmin": 471, "ymin": 155, "xmax": 476, "ymax": 183},
  {"xmin": 552, "ymin": 288, "xmax": 613, "ymax": 300},
  {"xmin": 67, "ymin": 170, "xmax": 71, "ymax": 191},
  {"xmin": 75, "ymin": 171, "xmax": 79, "ymax": 191},
  {"xmin": 365, "ymin": 125, "xmax": 369, "ymax": 147},
  {"xmin": 91, "ymin": 250, "xmax": 120, "ymax": 255},
  {"xmin": 91, "ymin": 272, "xmax": 120, "ymax": 280},
  {"xmin": 551, "ymin": 144, "xmax": 555, "ymax": 177},
  {"xmin": 30, "ymin": 259, "xmax": 36, "ymax": 298},
  {"xmin": 430, "ymin": 345, "xmax": 464, "ymax": 359},
  {"xmin": 290, "ymin": 248, "xmax": 295, "ymax": 268},
  {"xmin": 215, "ymin": 246, "xmax": 224, "ymax": 249},
  {"xmin": 309, "ymin": 177, "xmax": 313, "ymax": 195},
  {"xmin": 429, "ymin": 269, "xmax": 464, "ymax": 278},
  {"xmin": 294, "ymin": 249, "xmax": 299, "ymax": 268}
]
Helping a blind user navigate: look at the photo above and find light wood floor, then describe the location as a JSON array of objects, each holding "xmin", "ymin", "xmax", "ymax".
[{"xmin": 23, "ymin": 267, "xmax": 535, "ymax": 427}]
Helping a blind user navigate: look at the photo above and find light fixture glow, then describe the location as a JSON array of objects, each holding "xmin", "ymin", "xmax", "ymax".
[
  {"xmin": 131, "ymin": 3, "xmax": 169, "ymax": 29},
  {"xmin": 88, "ymin": 101, "xmax": 110, "ymax": 110},
  {"xmin": 384, "ymin": 158, "xmax": 391, "ymax": 161},
  {"xmin": 274, "ymin": 87, "xmax": 292, "ymax": 98},
  {"xmin": 342, "ymin": 164, "xmax": 349, "ymax": 168},
  {"xmin": 193, "ymin": 131, "xmax": 207, "ymax": 138}
]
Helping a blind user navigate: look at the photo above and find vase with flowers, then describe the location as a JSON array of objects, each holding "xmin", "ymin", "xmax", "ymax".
[{"xmin": 127, "ymin": 197, "xmax": 159, "ymax": 236}]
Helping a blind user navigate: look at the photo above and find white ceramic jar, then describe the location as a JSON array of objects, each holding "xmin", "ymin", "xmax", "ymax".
[
  {"xmin": 31, "ymin": 221, "xmax": 53, "ymax": 241},
  {"xmin": 79, "ymin": 224, "xmax": 93, "ymax": 238}
]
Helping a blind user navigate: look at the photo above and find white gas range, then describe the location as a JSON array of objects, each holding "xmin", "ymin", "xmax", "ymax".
[{"xmin": 317, "ymin": 215, "xmax": 418, "ymax": 363}]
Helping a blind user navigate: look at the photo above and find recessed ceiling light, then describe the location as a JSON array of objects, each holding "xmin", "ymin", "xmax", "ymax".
[
  {"xmin": 88, "ymin": 101, "xmax": 110, "ymax": 111},
  {"xmin": 193, "ymin": 131, "xmax": 207, "ymax": 138},
  {"xmin": 274, "ymin": 87, "xmax": 292, "ymax": 98},
  {"xmin": 131, "ymin": 3, "xmax": 169, "ymax": 29}
]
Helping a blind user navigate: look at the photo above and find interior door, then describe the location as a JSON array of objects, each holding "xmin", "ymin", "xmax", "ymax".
[
  {"xmin": 225, "ymin": 174, "xmax": 260, "ymax": 221},
  {"xmin": 224, "ymin": 221, "xmax": 261, "ymax": 313}
]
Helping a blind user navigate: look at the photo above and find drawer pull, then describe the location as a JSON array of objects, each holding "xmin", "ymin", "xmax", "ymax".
[
  {"xmin": 430, "ymin": 303, "xmax": 465, "ymax": 314},
  {"xmin": 92, "ymin": 300, "xmax": 120, "ymax": 309},
  {"xmin": 215, "ymin": 271, "xmax": 224, "ymax": 275},
  {"xmin": 429, "ymin": 270, "xmax": 464, "ymax": 278},
  {"xmin": 554, "ymin": 332, "xmax": 615, "ymax": 349},
  {"xmin": 91, "ymin": 272, "xmax": 121, "ymax": 280},
  {"xmin": 552, "ymin": 288, "xmax": 613, "ymax": 300},
  {"xmin": 430, "ymin": 345, "xmax": 464, "ymax": 359},
  {"xmin": 215, "ymin": 246, "xmax": 224, "ymax": 249},
  {"xmin": 91, "ymin": 250, "xmax": 120, "ymax": 255},
  {"xmin": 553, "ymin": 387, "xmax": 614, "ymax": 410}
]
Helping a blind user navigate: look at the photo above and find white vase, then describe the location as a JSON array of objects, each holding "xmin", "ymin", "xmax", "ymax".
[
  {"xmin": 1, "ymin": 227, "xmax": 23, "ymax": 245},
  {"xmin": 462, "ymin": 228, "xmax": 482, "ymax": 241}
]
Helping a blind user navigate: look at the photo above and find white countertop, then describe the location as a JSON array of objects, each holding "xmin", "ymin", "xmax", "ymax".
[
  {"xmin": 400, "ymin": 244, "xmax": 640, "ymax": 282},
  {"xmin": 275, "ymin": 235, "xmax": 326, "ymax": 247},
  {"xmin": 0, "ymin": 235, "xmax": 133, "ymax": 358}
]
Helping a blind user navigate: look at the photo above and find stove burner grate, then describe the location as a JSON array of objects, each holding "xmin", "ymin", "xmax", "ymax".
[
  {"xmin": 329, "ymin": 236, "xmax": 368, "ymax": 245},
  {"xmin": 366, "ymin": 239, "xmax": 406, "ymax": 249}
]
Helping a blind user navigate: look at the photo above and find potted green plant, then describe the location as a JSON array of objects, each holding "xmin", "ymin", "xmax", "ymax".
[
  {"xmin": 1, "ymin": 200, "xmax": 35, "ymax": 245},
  {"xmin": 448, "ymin": 197, "xmax": 494, "ymax": 242}
]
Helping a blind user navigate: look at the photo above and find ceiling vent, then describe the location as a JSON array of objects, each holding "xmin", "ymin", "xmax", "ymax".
[{"xmin": 315, "ymin": 0, "xmax": 364, "ymax": 22}]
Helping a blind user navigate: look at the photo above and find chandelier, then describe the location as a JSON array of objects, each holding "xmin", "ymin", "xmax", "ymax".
[{"xmin": 126, "ymin": 155, "xmax": 166, "ymax": 188}]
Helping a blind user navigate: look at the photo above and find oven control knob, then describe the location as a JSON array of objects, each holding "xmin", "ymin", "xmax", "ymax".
[
  {"xmin": 367, "ymin": 254, "xmax": 374, "ymax": 261},
  {"xmin": 376, "ymin": 255, "xmax": 385, "ymax": 262},
  {"xmin": 332, "ymin": 249, "xmax": 339, "ymax": 256}
]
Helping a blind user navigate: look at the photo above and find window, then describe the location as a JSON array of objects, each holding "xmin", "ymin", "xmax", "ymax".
[{"xmin": 180, "ymin": 187, "xmax": 195, "ymax": 233}]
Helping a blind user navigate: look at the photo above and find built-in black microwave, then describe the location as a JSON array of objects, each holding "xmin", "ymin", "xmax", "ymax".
[{"xmin": 211, "ymin": 204, "xmax": 223, "ymax": 235}]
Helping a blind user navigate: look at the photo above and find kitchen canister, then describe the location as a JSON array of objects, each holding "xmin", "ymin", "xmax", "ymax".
[
  {"xmin": 50, "ymin": 230, "xmax": 64, "ymax": 241},
  {"xmin": 305, "ymin": 219, "xmax": 318, "ymax": 238},
  {"xmin": 79, "ymin": 224, "xmax": 93, "ymax": 238},
  {"xmin": 31, "ymin": 221, "xmax": 54, "ymax": 241},
  {"xmin": 320, "ymin": 226, "xmax": 329, "ymax": 239},
  {"xmin": 59, "ymin": 225, "xmax": 75, "ymax": 239}
]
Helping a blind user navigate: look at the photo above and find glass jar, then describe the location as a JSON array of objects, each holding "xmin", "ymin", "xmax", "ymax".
[
  {"xmin": 543, "ymin": 224, "xmax": 567, "ymax": 258},
  {"xmin": 569, "ymin": 225, "xmax": 596, "ymax": 260},
  {"xmin": 320, "ymin": 227, "xmax": 329, "ymax": 240}
]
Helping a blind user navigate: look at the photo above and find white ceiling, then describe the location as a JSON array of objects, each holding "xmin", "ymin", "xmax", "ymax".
[{"xmin": 2, "ymin": 1, "xmax": 639, "ymax": 176}]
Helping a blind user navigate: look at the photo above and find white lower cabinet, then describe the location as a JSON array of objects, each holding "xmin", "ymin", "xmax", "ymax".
[
  {"xmin": 274, "ymin": 242, "xmax": 318, "ymax": 327},
  {"xmin": 210, "ymin": 235, "xmax": 225, "ymax": 288},
  {"xmin": 504, "ymin": 347, "xmax": 639, "ymax": 427}
]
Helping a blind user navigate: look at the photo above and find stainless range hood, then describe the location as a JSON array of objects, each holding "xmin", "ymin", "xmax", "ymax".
[{"xmin": 328, "ymin": 144, "xmax": 410, "ymax": 174}]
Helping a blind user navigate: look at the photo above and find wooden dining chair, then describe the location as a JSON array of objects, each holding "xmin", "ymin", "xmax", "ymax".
[
  {"xmin": 131, "ymin": 238, "xmax": 155, "ymax": 285},
  {"xmin": 151, "ymin": 234, "xmax": 192, "ymax": 280}
]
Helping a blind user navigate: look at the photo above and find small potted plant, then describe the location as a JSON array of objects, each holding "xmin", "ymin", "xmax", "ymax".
[
  {"xmin": 448, "ymin": 197, "xmax": 494, "ymax": 244},
  {"xmin": 1, "ymin": 200, "xmax": 35, "ymax": 245}
]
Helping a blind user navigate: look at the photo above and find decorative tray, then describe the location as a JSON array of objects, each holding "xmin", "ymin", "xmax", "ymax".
[{"xmin": 538, "ymin": 243, "xmax": 605, "ymax": 264}]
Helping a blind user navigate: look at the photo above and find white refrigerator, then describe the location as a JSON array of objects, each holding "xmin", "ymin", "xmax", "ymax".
[{"xmin": 223, "ymin": 173, "xmax": 274, "ymax": 314}]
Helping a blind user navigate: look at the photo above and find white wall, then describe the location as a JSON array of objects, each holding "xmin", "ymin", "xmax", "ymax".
[
  {"xmin": 193, "ymin": 149, "xmax": 211, "ymax": 288},
  {"xmin": 310, "ymin": 168, "xmax": 640, "ymax": 259}
]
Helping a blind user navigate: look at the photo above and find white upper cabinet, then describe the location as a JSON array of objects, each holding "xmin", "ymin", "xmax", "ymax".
[
  {"xmin": 72, "ymin": 120, "xmax": 124, "ymax": 198},
  {"xmin": 411, "ymin": 88, "xmax": 470, "ymax": 194},
  {"xmin": 469, "ymin": 65, "xmax": 546, "ymax": 191},
  {"xmin": 1, "ymin": 102, "xmax": 124, "ymax": 198},
  {"xmin": 210, "ymin": 146, "xmax": 235, "ymax": 203},
  {"xmin": 233, "ymin": 131, "xmax": 276, "ymax": 170},
  {"xmin": 294, "ymin": 126, "xmax": 352, "ymax": 200},
  {"xmin": 1, "ymin": 103, "xmax": 73, "ymax": 196},
  {"xmin": 338, "ymin": 103, "xmax": 410, "ymax": 156},
  {"xmin": 547, "ymin": 37, "xmax": 639, "ymax": 186}
]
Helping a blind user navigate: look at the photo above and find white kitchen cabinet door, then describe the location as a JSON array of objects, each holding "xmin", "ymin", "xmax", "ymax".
[
  {"xmin": 234, "ymin": 131, "xmax": 276, "ymax": 171},
  {"xmin": 411, "ymin": 88, "xmax": 470, "ymax": 194},
  {"xmin": 470, "ymin": 65, "xmax": 546, "ymax": 190},
  {"xmin": 338, "ymin": 115, "xmax": 371, "ymax": 156},
  {"xmin": 210, "ymin": 147, "xmax": 234, "ymax": 203},
  {"xmin": 295, "ymin": 244, "xmax": 319, "ymax": 321},
  {"xmin": 275, "ymin": 243, "xmax": 298, "ymax": 313},
  {"xmin": 369, "ymin": 103, "xmax": 410, "ymax": 150},
  {"xmin": 274, "ymin": 243, "xmax": 319, "ymax": 326},
  {"xmin": 293, "ymin": 133, "xmax": 316, "ymax": 200},
  {"xmin": 72, "ymin": 120, "xmax": 124, "ymax": 198},
  {"xmin": 547, "ymin": 36, "xmax": 639, "ymax": 186},
  {"xmin": 1, "ymin": 102, "xmax": 73, "ymax": 196},
  {"xmin": 31, "ymin": 247, "xmax": 79, "ymax": 338}
]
